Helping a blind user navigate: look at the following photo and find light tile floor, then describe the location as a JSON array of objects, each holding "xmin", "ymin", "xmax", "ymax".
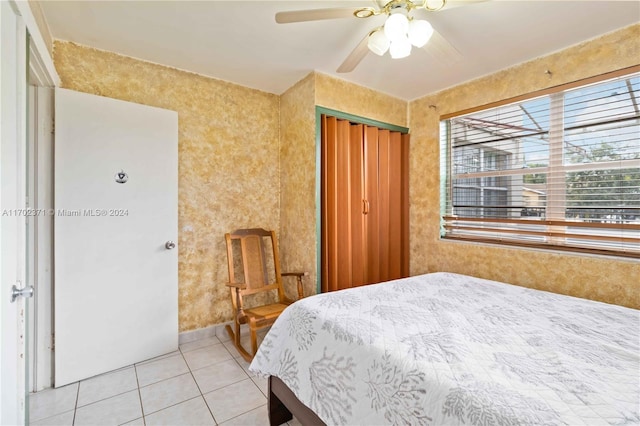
[{"xmin": 29, "ymin": 330, "xmax": 301, "ymax": 426}]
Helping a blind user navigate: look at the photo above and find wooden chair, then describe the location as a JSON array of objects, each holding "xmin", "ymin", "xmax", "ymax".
[{"xmin": 224, "ymin": 228, "xmax": 307, "ymax": 361}]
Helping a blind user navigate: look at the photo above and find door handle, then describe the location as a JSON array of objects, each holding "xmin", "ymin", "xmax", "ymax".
[
  {"xmin": 363, "ymin": 199, "xmax": 369, "ymax": 215},
  {"xmin": 11, "ymin": 283, "xmax": 34, "ymax": 303},
  {"xmin": 165, "ymin": 241, "xmax": 176, "ymax": 250}
]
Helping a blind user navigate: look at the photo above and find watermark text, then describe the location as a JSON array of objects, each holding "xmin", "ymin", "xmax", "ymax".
[{"xmin": 1, "ymin": 208, "xmax": 129, "ymax": 217}]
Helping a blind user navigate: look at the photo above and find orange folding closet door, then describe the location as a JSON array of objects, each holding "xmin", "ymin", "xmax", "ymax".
[{"xmin": 321, "ymin": 114, "xmax": 409, "ymax": 292}]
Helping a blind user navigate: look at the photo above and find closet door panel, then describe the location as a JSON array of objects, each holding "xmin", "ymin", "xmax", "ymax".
[
  {"xmin": 377, "ymin": 129, "xmax": 391, "ymax": 283},
  {"xmin": 322, "ymin": 116, "xmax": 352, "ymax": 292},
  {"xmin": 350, "ymin": 124, "xmax": 366, "ymax": 287},
  {"xmin": 334, "ymin": 119, "xmax": 353, "ymax": 290},
  {"xmin": 364, "ymin": 126, "xmax": 380, "ymax": 285},
  {"xmin": 322, "ymin": 116, "xmax": 364, "ymax": 291}
]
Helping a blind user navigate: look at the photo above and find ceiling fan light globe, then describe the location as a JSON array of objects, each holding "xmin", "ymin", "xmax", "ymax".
[
  {"xmin": 408, "ymin": 19, "xmax": 434, "ymax": 47},
  {"xmin": 368, "ymin": 30, "xmax": 390, "ymax": 56},
  {"xmin": 389, "ymin": 37, "xmax": 412, "ymax": 59},
  {"xmin": 384, "ymin": 13, "xmax": 409, "ymax": 42}
]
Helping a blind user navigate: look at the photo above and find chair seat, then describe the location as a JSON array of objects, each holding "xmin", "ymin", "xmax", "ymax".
[{"xmin": 245, "ymin": 303, "xmax": 290, "ymax": 324}]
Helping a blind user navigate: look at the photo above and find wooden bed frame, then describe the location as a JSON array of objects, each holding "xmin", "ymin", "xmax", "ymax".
[{"xmin": 268, "ymin": 376, "xmax": 325, "ymax": 426}]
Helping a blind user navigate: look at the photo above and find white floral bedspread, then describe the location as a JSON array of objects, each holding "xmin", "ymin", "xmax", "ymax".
[{"xmin": 249, "ymin": 272, "xmax": 640, "ymax": 425}]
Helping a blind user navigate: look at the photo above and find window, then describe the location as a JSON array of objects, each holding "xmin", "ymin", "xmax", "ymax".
[{"xmin": 440, "ymin": 71, "xmax": 640, "ymax": 258}]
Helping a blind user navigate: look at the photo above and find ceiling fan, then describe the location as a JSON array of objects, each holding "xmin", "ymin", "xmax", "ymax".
[{"xmin": 275, "ymin": 0, "xmax": 482, "ymax": 73}]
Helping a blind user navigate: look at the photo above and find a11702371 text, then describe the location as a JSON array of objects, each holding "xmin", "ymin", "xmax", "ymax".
[{"xmin": 1, "ymin": 208, "xmax": 129, "ymax": 217}]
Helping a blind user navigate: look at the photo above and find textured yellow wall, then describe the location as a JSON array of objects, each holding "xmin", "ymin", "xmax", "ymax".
[
  {"xmin": 279, "ymin": 74, "xmax": 317, "ymax": 299},
  {"xmin": 409, "ymin": 24, "xmax": 640, "ymax": 309},
  {"xmin": 315, "ymin": 72, "xmax": 408, "ymax": 128},
  {"xmin": 54, "ymin": 41, "xmax": 281, "ymax": 331}
]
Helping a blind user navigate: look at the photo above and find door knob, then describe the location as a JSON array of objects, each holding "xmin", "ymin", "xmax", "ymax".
[
  {"xmin": 165, "ymin": 241, "xmax": 176, "ymax": 250},
  {"xmin": 11, "ymin": 283, "xmax": 34, "ymax": 303}
]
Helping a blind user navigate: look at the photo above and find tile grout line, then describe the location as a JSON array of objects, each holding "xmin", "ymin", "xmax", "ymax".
[
  {"xmin": 214, "ymin": 345, "xmax": 271, "ymax": 425},
  {"xmin": 141, "ymin": 395, "xmax": 205, "ymax": 420},
  {"xmin": 133, "ymin": 362, "xmax": 147, "ymax": 425},
  {"xmin": 71, "ymin": 367, "xmax": 142, "ymax": 421},
  {"xmin": 182, "ymin": 344, "xmax": 220, "ymax": 425},
  {"xmin": 72, "ymin": 382, "xmax": 80, "ymax": 426},
  {"xmin": 184, "ymin": 340, "xmax": 263, "ymax": 425},
  {"xmin": 220, "ymin": 403, "xmax": 269, "ymax": 425}
]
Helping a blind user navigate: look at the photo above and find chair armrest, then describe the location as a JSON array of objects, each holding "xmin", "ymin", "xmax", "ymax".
[{"xmin": 282, "ymin": 272, "xmax": 308, "ymax": 299}]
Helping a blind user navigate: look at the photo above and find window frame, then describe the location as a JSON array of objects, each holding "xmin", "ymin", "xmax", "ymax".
[{"xmin": 440, "ymin": 66, "xmax": 640, "ymax": 259}]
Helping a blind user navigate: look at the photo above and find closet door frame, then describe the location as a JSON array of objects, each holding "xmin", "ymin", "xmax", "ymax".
[{"xmin": 316, "ymin": 107, "xmax": 409, "ymax": 294}]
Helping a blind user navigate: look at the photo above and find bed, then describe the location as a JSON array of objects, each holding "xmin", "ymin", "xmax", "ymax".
[{"xmin": 249, "ymin": 272, "xmax": 640, "ymax": 425}]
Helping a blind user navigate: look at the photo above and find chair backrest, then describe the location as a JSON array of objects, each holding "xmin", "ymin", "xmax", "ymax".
[{"xmin": 225, "ymin": 228, "xmax": 286, "ymax": 308}]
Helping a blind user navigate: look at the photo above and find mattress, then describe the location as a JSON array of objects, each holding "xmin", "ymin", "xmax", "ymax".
[{"xmin": 249, "ymin": 272, "xmax": 640, "ymax": 425}]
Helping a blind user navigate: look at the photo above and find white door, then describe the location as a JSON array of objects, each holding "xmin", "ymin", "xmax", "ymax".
[
  {"xmin": 1, "ymin": 1, "xmax": 28, "ymax": 423},
  {"xmin": 54, "ymin": 88, "xmax": 178, "ymax": 386}
]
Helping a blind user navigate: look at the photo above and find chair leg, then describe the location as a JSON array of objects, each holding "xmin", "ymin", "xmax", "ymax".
[
  {"xmin": 225, "ymin": 322, "xmax": 253, "ymax": 362},
  {"xmin": 234, "ymin": 321, "xmax": 241, "ymax": 345},
  {"xmin": 296, "ymin": 276, "xmax": 303, "ymax": 300},
  {"xmin": 249, "ymin": 318, "xmax": 259, "ymax": 356},
  {"xmin": 225, "ymin": 324, "xmax": 235, "ymax": 342}
]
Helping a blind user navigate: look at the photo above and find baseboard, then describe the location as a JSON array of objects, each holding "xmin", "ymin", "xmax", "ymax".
[{"xmin": 178, "ymin": 321, "xmax": 233, "ymax": 344}]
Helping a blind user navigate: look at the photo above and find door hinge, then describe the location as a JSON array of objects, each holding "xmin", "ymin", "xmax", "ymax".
[{"xmin": 51, "ymin": 332, "xmax": 55, "ymax": 351}]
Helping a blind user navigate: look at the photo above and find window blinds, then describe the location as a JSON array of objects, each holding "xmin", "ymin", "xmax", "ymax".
[{"xmin": 441, "ymin": 72, "xmax": 640, "ymax": 257}]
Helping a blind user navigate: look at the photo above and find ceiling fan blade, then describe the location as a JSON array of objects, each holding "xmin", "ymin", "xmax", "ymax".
[
  {"xmin": 276, "ymin": 8, "xmax": 356, "ymax": 24},
  {"xmin": 422, "ymin": 29, "xmax": 463, "ymax": 67},
  {"xmin": 337, "ymin": 33, "xmax": 370, "ymax": 73}
]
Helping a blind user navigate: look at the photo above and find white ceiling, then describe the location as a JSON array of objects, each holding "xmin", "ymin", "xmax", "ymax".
[{"xmin": 40, "ymin": 0, "xmax": 640, "ymax": 101}]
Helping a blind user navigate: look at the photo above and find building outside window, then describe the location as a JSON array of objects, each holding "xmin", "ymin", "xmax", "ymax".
[{"xmin": 440, "ymin": 71, "xmax": 640, "ymax": 257}]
